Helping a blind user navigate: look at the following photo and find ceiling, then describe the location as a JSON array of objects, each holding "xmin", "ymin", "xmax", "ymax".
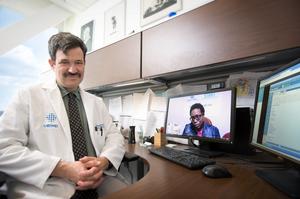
[
  {"xmin": 0, "ymin": 0, "xmax": 101, "ymax": 15},
  {"xmin": 48, "ymin": 0, "xmax": 100, "ymax": 13},
  {"xmin": 0, "ymin": 0, "xmax": 102, "ymax": 55}
]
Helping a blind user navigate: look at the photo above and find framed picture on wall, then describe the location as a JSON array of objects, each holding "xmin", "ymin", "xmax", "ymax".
[
  {"xmin": 141, "ymin": 0, "xmax": 182, "ymax": 26},
  {"xmin": 104, "ymin": 0, "xmax": 126, "ymax": 44},
  {"xmin": 80, "ymin": 20, "xmax": 94, "ymax": 52}
]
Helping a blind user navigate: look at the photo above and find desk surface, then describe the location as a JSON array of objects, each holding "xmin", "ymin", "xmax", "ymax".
[{"xmin": 103, "ymin": 144, "xmax": 289, "ymax": 199}]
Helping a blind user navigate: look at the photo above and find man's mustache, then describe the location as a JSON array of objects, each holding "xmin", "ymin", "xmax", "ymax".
[{"xmin": 63, "ymin": 72, "xmax": 81, "ymax": 78}]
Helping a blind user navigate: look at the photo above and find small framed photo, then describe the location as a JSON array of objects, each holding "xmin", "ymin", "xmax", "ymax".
[
  {"xmin": 80, "ymin": 20, "xmax": 94, "ymax": 52},
  {"xmin": 104, "ymin": 1, "xmax": 126, "ymax": 44},
  {"xmin": 141, "ymin": 0, "xmax": 182, "ymax": 26}
]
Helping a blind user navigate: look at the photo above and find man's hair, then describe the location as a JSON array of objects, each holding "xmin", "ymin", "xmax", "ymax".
[
  {"xmin": 48, "ymin": 32, "xmax": 87, "ymax": 61},
  {"xmin": 190, "ymin": 103, "xmax": 205, "ymax": 115}
]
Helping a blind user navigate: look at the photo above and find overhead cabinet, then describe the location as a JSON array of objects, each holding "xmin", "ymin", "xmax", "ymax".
[
  {"xmin": 81, "ymin": 33, "xmax": 141, "ymax": 90},
  {"xmin": 142, "ymin": 0, "xmax": 300, "ymax": 77}
]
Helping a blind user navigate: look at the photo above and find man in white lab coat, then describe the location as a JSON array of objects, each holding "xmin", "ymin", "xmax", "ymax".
[{"xmin": 0, "ymin": 32, "xmax": 125, "ymax": 198}]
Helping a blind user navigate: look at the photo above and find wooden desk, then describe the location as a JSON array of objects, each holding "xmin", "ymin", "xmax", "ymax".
[{"xmin": 103, "ymin": 144, "xmax": 289, "ymax": 199}]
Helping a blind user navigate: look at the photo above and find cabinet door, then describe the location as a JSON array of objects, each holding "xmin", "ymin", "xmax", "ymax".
[
  {"xmin": 81, "ymin": 33, "xmax": 141, "ymax": 89},
  {"xmin": 142, "ymin": 0, "xmax": 300, "ymax": 77}
]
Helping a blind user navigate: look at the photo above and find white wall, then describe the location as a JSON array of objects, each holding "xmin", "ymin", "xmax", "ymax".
[{"xmin": 63, "ymin": 0, "xmax": 214, "ymax": 52}]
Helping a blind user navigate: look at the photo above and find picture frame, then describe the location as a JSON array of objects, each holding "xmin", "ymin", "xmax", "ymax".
[
  {"xmin": 141, "ymin": 0, "xmax": 182, "ymax": 26},
  {"xmin": 80, "ymin": 20, "xmax": 94, "ymax": 52},
  {"xmin": 104, "ymin": 1, "xmax": 126, "ymax": 44}
]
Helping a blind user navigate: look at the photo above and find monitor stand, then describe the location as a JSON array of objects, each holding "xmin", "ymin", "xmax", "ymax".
[
  {"xmin": 184, "ymin": 138, "xmax": 224, "ymax": 158},
  {"xmin": 255, "ymin": 168, "xmax": 300, "ymax": 198}
]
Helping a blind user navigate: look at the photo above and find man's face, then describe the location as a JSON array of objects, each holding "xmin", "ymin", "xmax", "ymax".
[
  {"xmin": 49, "ymin": 47, "xmax": 85, "ymax": 91},
  {"xmin": 190, "ymin": 108, "xmax": 204, "ymax": 130}
]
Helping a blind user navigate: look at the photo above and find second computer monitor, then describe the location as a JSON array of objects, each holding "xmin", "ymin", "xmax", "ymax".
[{"xmin": 165, "ymin": 88, "xmax": 236, "ymax": 145}]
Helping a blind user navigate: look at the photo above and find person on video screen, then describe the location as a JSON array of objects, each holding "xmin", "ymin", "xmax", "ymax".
[{"xmin": 182, "ymin": 103, "xmax": 220, "ymax": 138}]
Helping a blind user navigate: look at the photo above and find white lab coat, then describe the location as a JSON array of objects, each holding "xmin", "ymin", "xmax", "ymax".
[{"xmin": 0, "ymin": 81, "xmax": 125, "ymax": 199}]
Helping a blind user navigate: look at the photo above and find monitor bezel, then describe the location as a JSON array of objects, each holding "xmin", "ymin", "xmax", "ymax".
[
  {"xmin": 251, "ymin": 58, "xmax": 300, "ymax": 165},
  {"xmin": 164, "ymin": 87, "xmax": 236, "ymax": 145}
]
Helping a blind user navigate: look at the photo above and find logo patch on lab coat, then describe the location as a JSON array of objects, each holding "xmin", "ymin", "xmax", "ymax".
[{"xmin": 43, "ymin": 113, "xmax": 58, "ymax": 128}]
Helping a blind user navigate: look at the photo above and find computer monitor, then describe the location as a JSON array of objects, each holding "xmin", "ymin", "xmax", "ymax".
[
  {"xmin": 165, "ymin": 88, "xmax": 236, "ymax": 155},
  {"xmin": 251, "ymin": 58, "xmax": 300, "ymax": 198}
]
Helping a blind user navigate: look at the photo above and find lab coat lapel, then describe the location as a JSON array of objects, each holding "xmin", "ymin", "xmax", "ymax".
[
  {"xmin": 80, "ymin": 90, "xmax": 96, "ymax": 143},
  {"xmin": 43, "ymin": 82, "xmax": 72, "ymax": 143}
]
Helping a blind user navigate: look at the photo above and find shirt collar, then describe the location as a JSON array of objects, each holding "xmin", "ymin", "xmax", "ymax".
[{"xmin": 57, "ymin": 83, "xmax": 81, "ymax": 99}]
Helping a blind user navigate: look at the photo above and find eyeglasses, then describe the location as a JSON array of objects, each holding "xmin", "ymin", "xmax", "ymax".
[{"xmin": 190, "ymin": 114, "xmax": 203, "ymax": 121}]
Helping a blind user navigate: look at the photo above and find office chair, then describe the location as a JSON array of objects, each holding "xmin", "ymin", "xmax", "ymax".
[
  {"xmin": 119, "ymin": 151, "xmax": 140, "ymax": 184},
  {"xmin": 0, "ymin": 172, "xmax": 7, "ymax": 199}
]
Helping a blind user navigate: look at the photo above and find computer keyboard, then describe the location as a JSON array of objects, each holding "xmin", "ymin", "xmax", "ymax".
[
  {"xmin": 184, "ymin": 147, "xmax": 224, "ymax": 158},
  {"xmin": 149, "ymin": 147, "xmax": 215, "ymax": 169}
]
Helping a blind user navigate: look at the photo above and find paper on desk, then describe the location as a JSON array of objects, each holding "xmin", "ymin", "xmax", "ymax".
[
  {"xmin": 143, "ymin": 90, "xmax": 168, "ymax": 137},
  {"xmin": 144, "ymin": 111, "xmax": 166, "ymax": 137},
  {"xmin": 132, "ymin": 90, "xmax": 152, "ymax": 120},
  {"xmin": 150, "ymin": 95, "xmax": 167, "ymax": 112},
  {"xmin": 226, "ymin": 71, "xmax": 270, "ymax": 108},
  {"xmin": 122, "ymin": 94, "xmax": 133, "ymax": 115},
  {"xmin": 108, "ymin": 96, "xmax": 122, "ymax": 121},
  {"xmin": 119, "ymin": 115, "xmax": 133, "ymax": 129}
]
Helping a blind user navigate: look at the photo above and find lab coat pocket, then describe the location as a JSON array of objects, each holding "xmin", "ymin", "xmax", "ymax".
[{"xmin": 93, "ymin": 127, "xmax": 105, "ymax": 151}]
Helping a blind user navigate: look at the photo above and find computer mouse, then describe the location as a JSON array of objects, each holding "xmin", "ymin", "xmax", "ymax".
[{"xmin": 202, "ymin": 164, "xmax": 232, "ymax": 178}]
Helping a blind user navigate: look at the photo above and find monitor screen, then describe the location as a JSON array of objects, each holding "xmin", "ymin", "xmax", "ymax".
[
  {"xmin": 251, "ymin": 58, "xmax": 300, "ymax": 198},
  {"xmin": 251, "ymin": 58, "xmax": 300, "ymax": 164},
  {"xmin": 165, "ymin": 88, "xmax": 235, "ymax": 144}
]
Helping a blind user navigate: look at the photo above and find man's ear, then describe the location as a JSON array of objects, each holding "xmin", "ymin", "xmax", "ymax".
[{"xmin": 48, "ymin": 59, "xmax": 55, "ymax": 69}]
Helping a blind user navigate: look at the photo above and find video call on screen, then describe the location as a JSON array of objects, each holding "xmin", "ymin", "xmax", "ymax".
[{"xmin": 165, "ymin": 89, "xmax": 233, "ymax": 140}]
